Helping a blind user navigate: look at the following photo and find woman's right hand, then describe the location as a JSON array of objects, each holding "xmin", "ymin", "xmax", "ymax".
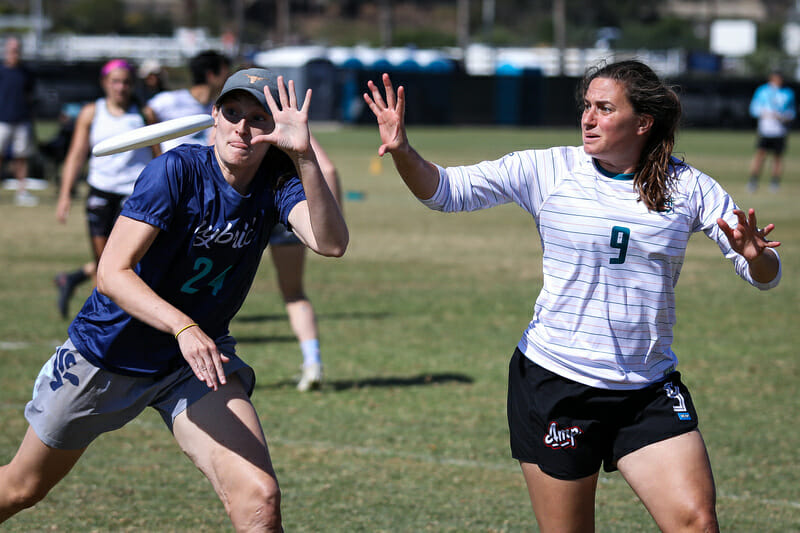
[
  {"xmin": 364, "ymin": 73, "xmax": 409, "ymax": 156},
  {"xmin": 56, "ymin": 195, "xmax": 71, "ymax": 224},
  {"xmin": 175, "ymin": 323, "xmax": 230, "ymax": 391}
]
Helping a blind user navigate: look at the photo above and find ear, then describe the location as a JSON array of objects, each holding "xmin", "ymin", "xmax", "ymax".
[{"xmin": 637, "ymin": 114, "xmax": 654, "ymax": 135}]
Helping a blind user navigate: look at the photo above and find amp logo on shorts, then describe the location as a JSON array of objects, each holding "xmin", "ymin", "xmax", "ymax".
[
  {"xmin": 543, "ymin": 421, "xmax": 583, "ymax": 449},
  {"xmin": 663, "ymin": 383, "xmax": 692, "ymax": 421},
  {"xmin": 50, "ymin": 347, "xmax": 79, "ymax": 391}
]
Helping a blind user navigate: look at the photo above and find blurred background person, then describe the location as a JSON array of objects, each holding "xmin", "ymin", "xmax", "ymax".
[
  {"xmin": 0, "ymin": 36, "xmax": 37, "ymax": 206},
  {"xmin": 54, "ymin": 59, "xmax": 157, "ymax": 318},
  {"xmin": 143, "ymin": 50, "xmax": 230, "ymax": 152},
  {"xmin": 747, "ymin": 70, "xmax": 796, "ymax": 193},
  {"xmin": 137, "ymin": 59, "xmax": 167, "ymax": 102},
  {"xmin": 268, "ymin": 135, "xmax": 342, "ymax": 391}
]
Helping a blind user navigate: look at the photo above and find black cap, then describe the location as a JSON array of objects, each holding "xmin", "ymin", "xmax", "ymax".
[{"xmin": 215, "ymin": 68, "xmax": 278, "ymax": 113}]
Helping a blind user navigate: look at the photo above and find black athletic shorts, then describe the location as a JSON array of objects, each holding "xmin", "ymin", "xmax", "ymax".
[
  {"xmin": 507, "ymin": 348, "xmax": 699, "ymax": 480},
  {"xmin": 756, "ymin": 135, "xmax": 787, "ymax": 155},
  {"xmin": 85, "ymin": 187, "xmax": 128, "ymax": 238}
]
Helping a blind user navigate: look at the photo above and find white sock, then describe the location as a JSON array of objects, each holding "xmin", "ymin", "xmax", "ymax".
[{"xmin": 300, "ymin": 339, "xmax": 321, "ymax": 367}]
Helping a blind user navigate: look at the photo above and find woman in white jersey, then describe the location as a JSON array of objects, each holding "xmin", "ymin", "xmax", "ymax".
[
  {"xmin": 143, "ymin": 50, "xmax": 230, "ymax": 152},
  {"xmin": 54, "ymin": 59, "xmax": 157, "ymax": 318},
  {"xmin": 365, "ymin": 61, "xmax": 781, "ymax": 532}
]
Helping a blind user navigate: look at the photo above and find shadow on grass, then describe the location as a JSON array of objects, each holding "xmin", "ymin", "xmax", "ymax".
[
  {"xmin": 235, "ymin": 311, "xmax": 392, "ymax": 323},
  {"xmin": 260, "ymin": 372, "xmax": 474, "ymax": 391},
  {"xmin": 236, "ymin": 334, "xmax": 297, "ymax": 344}
]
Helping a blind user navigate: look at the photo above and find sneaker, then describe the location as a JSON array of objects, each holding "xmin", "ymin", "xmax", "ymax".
[
  {"xmin": 15, "ymin": 190, "xmax": 38, "ymax": 206},
  {"xmin": 746, "ymin": 180, "xmax": 758, "ymax": 193},
  {"xmin": 769, "ymin": 181, "xmax": 780, "ymax": 193},
  {"xmin": 297, "ymin": 363, "xmax": 323, "ymax": 391},
  {"xmin": 54, "ymin": 272, "xmax": 79, "ymax": 318}
]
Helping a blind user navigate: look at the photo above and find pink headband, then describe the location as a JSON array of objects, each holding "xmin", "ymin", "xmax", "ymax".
[{"xmin": 101, "ymin": 59, "xmax": 133, "ymax": 77}]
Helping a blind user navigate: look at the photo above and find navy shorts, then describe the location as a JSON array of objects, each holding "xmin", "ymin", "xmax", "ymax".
[
  {"xmin": 86, "ymin": 187, "xmax": 128, "ymax": 238},
  {"xmin": 756, "ymin": 136, "xmax": 786, "ymax": 155},
  {"xmin": 507, "ymin": 348, "xmax": 699, "ymax": 480}
]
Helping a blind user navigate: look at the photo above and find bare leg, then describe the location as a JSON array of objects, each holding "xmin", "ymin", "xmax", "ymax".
[
  {"xmin": 12, "ymin": 157, "xmax": 36, "ymax": 206},
  {"xmin": 0, "ymin": 427, "xmax": 86, "ymax": 523},
  {"xmin": 13, "ymin": 157, "xmax": 29, "ymax": 195},
  {"xmin": 269, "ymin": 244, "xmax": 318, "ymax": 343},
  {"xmin": 770, "ymin": 155, "xmax": 783, "ymax": 189},
  {"xmin": 617, "ymin": 430, "xmax": 718, "ymax": 533},
  {"xmin": 90, "ymin": 235, "xmax": 108, "ymax": 267},
  {"xmin": 519, "ymin": 461, "xmax": 598, "ymax": 533},
  {"xmin": 173, "ymin": 375, "xmax": 282, "ymax": 532},
  {"xmin": 749, "ymin": 148, "xmax": 767, "ymax": 179},
  {"xmin": 269, "ymin": 244, "xmax": 323, "ymax": 391}
]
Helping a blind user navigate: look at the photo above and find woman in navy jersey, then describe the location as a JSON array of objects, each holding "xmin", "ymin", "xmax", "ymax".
[
  {"xmin": 0, "ymin": 69, "xmax": 347, "ymax": 532},
  {"xmin": 365, "ymin": 62, "xmax": 781, "ymax": 532}
]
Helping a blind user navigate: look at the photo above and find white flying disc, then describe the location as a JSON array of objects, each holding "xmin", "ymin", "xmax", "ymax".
[{"xmin": 92, "ymin": 114, "xmax": 214, "ymax": 157}]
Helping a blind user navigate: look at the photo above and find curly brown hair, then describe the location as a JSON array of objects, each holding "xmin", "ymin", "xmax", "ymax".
[{"xmin": 578, "ymin": 60, "xmax": 684, "ymax": 211}]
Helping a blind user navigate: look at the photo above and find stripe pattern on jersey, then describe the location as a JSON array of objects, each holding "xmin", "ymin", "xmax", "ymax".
[{"xmin": 422, "ymin": 145, "xmax": 780, "ymax": 390}]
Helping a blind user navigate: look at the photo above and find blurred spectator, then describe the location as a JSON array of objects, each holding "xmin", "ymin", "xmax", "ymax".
[
  {"xmin": 0, "ymin": 37, "xmax": 37, "ymax": 206},
  {"xmin": 747, "ymin": 71, "xmax": 796, "ymax": 193},
  {"xmin": 143, "ymin": 50, "xmax": 230, "ymax": 152},
  {"xmin": 39, "ymin": 103, "xmax": 81, "ymax": 166},
  {"xmin": 137, "ymin": 59, "xmax": 167, "ymax": 102},
  {"xmin": 37, "ymin": 102, "xmax": 82, "ymax": 187}
]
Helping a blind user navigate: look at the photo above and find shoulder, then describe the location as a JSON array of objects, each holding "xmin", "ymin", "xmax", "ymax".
[
  {"xmin": 77, "ymin": 101, "xmax": 98, "ymax": 124},
  {"xmin": 530, "ymin": 145, "xmax": 589, "ymax": 173},
  {"xmin": 163, "ymin": 144, "xmax": 212, "ymax": 168},
  {"xmin": 136, "ymin": 146, "xmax": 209, "ymax": 196},
  {"xmin": 670, "ymin": 158, "xmax": 717, "ymax": 196},
  {"xmin": 147, "ymin": 89, "xmax": 182, "ymax": 108}
]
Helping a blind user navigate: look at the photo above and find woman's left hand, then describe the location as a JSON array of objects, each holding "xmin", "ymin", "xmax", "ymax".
[
  {"xmin": 717, "ymin": 208, "xmax": 781, "ymax": 262},
  {"xmin": 252, "ymin": 75, "xmax": 312, "ymax": 156}
]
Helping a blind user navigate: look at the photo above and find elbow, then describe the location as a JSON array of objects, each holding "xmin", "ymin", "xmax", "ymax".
[
  {"xmin": 321, "ymin": 231, "xmax": 349, "ymax": 258},
  {"xmin": 94, "ymin": 259, "xmax": 118, "ymax": 298},
  {"xmin": 95, "ymin": 268, "xmax": 112, "ymax": 297}
]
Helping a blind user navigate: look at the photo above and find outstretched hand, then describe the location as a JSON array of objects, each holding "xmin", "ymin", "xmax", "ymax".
[
  {"xmin": 364, "ymin": 73, "xmax": 409, "ymax": 156},
  {"xmin": 252, "ymin": 75, "xmax": 312, "ymax": 156},
  {"xmin": 717, "ymin": 208, "xmax": 780, "ymax": 262}
]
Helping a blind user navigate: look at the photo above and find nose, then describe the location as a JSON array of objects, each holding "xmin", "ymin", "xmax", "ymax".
[{"xmin": 582, "ymin": 108, "xmax": 596, "ymax": 128}]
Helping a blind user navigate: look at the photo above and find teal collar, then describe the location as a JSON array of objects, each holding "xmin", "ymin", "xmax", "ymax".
[{"xmin": 593, "ymin": 159, "xmax": 634, "ymax": 180}]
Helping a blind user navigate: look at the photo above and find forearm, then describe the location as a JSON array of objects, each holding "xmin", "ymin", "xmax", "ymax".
[
  {"xmin": 96, "ymin": 267, "xmax": 195, "ymax": 337},
  {"xmin": 58, "ymin": 155, "xmax": 85, "ymax": 200},
  {"xmin": 293, "ymin": 151, "xmax": 348, "ymax": 256},
  {"xmin": 310, "ymin": 134, "xmax": 342, "ymax": 206},
  {"xmin": 389, "ymin": 144, "xmax": 440, "ymax": 200}
]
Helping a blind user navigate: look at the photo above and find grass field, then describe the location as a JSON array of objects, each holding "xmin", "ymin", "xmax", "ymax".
[{"xmin": 1, "ymin": 125, "xmax": 798, "ymax": 532}]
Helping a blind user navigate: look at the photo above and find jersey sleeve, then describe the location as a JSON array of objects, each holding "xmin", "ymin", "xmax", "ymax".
[
  {"xmin": 421, "ymin": 148, "xmax": 563, "ymax": 216},
  {"xmin": 120, "ymin": 152, "xmax": 185, "ymax": 230},
  {"xmin": 274, "ymin": 176, "xmax": 306, "ymax": 227},
  {"xmin": 689, "ymin": 169, "xmax": 781, "ymax": 290}
]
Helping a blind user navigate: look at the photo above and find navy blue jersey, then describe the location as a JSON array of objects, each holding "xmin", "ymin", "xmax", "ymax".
[
  {"xmin": 0, "ymin": 64, "xmax": 34, "ymax": 122},
  {"xmin": 69, "ymin": 144, "xmax": 305, "ymax": 376}
]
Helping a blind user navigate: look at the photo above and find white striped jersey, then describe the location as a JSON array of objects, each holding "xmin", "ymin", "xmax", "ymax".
[
  {"xmin": 422, "ymin": 145, "xmax": 781, "ymax": 390},
  {"xmin": 88, "ymin": 98, "xmax": 152, "ymax": 195},
  {"xmin": 146, "ymin": 89, "xmax": 213, "ymax": 151}
]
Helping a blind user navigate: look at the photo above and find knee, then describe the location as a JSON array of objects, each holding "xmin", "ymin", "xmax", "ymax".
[
  {"xmin": 2, "ymin": 477, "xmax": 50, "ymax": 516},
  {"xmin": 679, "ymin": 503, "xmax": 719, "ymax": 533},
  {"xmin": 228, "ymin": 476, "xmax": 282, "ymax": 532}
]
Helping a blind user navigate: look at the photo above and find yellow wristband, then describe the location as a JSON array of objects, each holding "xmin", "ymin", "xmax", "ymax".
[{"xmin": 175, "ymin": 323, "xmax": 198, "ymax": 339}]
